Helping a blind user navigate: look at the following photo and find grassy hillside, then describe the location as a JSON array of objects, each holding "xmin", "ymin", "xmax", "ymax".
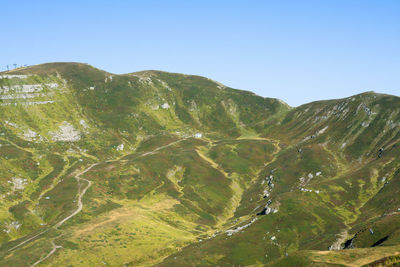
[{"xmin": 0, "ymin": 63, "xmax": 399, "ymax": 266}]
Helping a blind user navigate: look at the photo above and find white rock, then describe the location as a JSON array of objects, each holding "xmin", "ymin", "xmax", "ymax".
[
  {"xmin": 8, "ymin": 221, "xmax": 21, "ymax": 230},
  {"xmin": 161, "ymin": 102, "xmax": 170, "ymax": 109},
  {"xmin": 0, "ymin": 74, "xmax": 28, "ymax": 79},
  {"xmin": 23, "ymin": 129, "xmax": 38, "ymax": 141},
  {"xmin": 0, "ymin": 93, "xmax": 43, "ymax": 100},
  {"xmin": 264, "ymin": 207, "xmax": 272, "ymax": 215},
  {"xmin": 23, "ymin": 100, "xmax": 54, "ymax": 105},
  {"xmin": 11, "ymin": 177, "xmax": 27, "ymax": 191},
  {"xmin": 0, "ymin": 83, "xmax": 57, "ymax": 94},
  {"xmin": 1, "ymin": 100, "xmax": 55, "ymax": 106},
  {"xmin": 49, "ymin": 122, "xmax": 81, "ymax": 142},
  {"xmin": 79, "ymin": 119, "xmax": 89, "ymax": 128},
  {"xmin": 226, "ymin": 218, "xmax": 257, "ymax": 236},
  {"xmin": 4, "ymin": 121, "xmax": 18, "ymax": 128},
  {"xmin": 318, "ymin": 126, "xmax": 328, "ymax": 135}
]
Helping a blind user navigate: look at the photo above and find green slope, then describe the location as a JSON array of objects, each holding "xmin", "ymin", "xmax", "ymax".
[{"xmin": 0, "ymin": 63, "xmax": 399, "ymax": 266}]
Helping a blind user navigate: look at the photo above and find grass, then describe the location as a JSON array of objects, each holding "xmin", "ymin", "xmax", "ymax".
[{"xmin": 0, "ymin": 63, "xmax": 399, "ymax": 266}]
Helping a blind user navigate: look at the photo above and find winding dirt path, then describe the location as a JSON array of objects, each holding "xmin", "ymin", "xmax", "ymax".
[
  {"xmin": 23, "ymin": 163, "xmax": 97, "ymax": 266},
  {"xmin": 136, "ymin": 138, "xmax": 187, "ymax": 158},
  {"xmin": 7, "ymin": 228, "xmax": 51, "ymax": 253},
  {"xmin": 54, "ymin": 163, "xmax": 97, "ymax": 228},
  {"xmin": 4, "ymin": 138, "xmax": 186, "ymax": 266},
  {"xmin": 6, "ymin": 163, "xmax": 97, "ymax": 256},
  {"xmin": 27, "ymin": 163, "xmax": 98, "ymax": 265},
  {"xmin": 31, "ymin": 241, "xmax": 62, "ymax": 267}
]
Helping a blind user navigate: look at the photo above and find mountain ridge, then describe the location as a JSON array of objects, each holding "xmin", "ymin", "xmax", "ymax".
[{"xmin": 5, "ymin": 62, "xmax": 398, "ymax": 107}]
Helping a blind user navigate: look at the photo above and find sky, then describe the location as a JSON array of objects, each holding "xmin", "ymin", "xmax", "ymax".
[{"xmin": 1, "ymin": 0, "xmax": 399, "ymax": 106}]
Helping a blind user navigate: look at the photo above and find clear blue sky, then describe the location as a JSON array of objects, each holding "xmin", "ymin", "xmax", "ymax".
[{"xmin": 1, "ymin": 0, "xmax": 399, "ymax": 106}]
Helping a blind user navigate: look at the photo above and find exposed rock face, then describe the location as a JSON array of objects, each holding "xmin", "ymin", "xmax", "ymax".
[
  {"xmin": 226, "ymin": 218, "xmax": 257, "ymax": 236},
  {"xmin": 0, "ymin": 83, "xmax": 58, "ymax": 94},
  {"xmin": 10, "ymin": 177, "xmax": 27, "ymax": 191},
  {"xmin": 3, "ymin": 221, "xmax": 21, "ymax": 233},
  {"xmin": 23, "ymin": 129, "xmax": 39, "ymax": 141},
  {"xmin": 0, "ymin": 78, "xmax": 60, "ymax": 106},
  {"xmin": 0, "ymin": 75, "xmax": 29, "ymax": 79},
  {"xmin": 49, "ymin": 122, "xmax": 81, "ymax": 142}
]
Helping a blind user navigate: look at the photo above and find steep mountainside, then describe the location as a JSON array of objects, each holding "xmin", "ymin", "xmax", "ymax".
[{"xmin": 0, "ymin": 63, "xmax": 399, "ymax": 266}]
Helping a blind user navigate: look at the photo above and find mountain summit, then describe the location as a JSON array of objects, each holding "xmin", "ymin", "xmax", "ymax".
[{"xmin": 0, "ymin": 63, "xmax": 399, "ymax": 266}]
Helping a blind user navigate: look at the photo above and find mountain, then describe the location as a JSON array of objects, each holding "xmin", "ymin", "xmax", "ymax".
[{"xmin": 0, "ymin": 63, "xmax": 399, "ymax": 266}]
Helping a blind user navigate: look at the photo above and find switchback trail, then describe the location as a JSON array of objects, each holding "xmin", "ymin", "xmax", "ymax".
[
  {"xmin": 7, "ymin": 162, "xmax": 98, "ymax": 250},
  {"xmin": 54, "ymin": 163, "xmax": 97, "ymax": 228},
  {"xmin": 27, "ymin": 163, "xmax": 97, "ymax": 266},
  {"xmin": 3, "ymin": 138, "xmax": 187, "ymax": 265}
]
